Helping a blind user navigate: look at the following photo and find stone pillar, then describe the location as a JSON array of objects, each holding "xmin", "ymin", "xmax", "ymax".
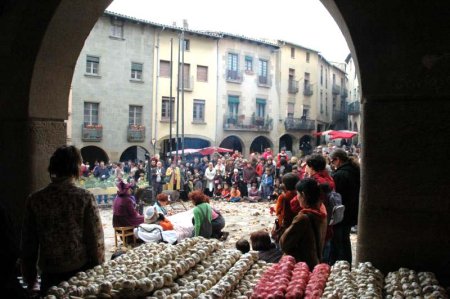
[
  {"xmin": 0, "ymin": 118, "xmax": 66, "ymax": 235},
  {"xmin": 357, "ymin": 97, "xmax": 450, "ymax": 284}
]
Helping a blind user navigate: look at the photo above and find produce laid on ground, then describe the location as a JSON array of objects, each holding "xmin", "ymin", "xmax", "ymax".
[{"xmin": 43, "ymin": 237, "xmax": 448, "ymax": 299}]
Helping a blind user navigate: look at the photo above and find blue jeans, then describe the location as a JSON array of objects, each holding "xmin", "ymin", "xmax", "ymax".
[
  {"xmin": 96, "ymin": 194, "xmax": 108, "ymax": 204},
  {"xmin": 230, "ymin": 197, "xmax": 241, "ymax": 202}
]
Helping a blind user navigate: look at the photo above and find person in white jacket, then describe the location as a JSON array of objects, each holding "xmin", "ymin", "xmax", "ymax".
[{"xmin": 204, "ymin": 162, "xmax": 216, "ymax": 197}]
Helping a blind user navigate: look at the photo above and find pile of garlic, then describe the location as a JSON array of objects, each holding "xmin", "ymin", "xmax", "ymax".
[
  {"xmin": 228, "ymin": 260, "xmax": 270, "ymax": 299},
  {"xmin": 321, "ymin": 261, "xmax": 383, "ymax": 298},
  {"xmin": 44, "ymin": 237, "xmax": 221, "ymax": 299},
  {"xmin": 384, "ymin": 268, "xmax": 448, "ymax": 299}
]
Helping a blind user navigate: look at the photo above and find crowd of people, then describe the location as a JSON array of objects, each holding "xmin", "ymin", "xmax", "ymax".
[{"xmin": 7, "ymin": 143, "xmax": 361, "ymax": 297}]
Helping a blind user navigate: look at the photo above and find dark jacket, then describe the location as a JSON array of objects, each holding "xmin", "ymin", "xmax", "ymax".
[
  {"xmin": 112, "ymin": 196, "xmax": 144, "ymax": 227},
  {"xmin": 332, "ymin": 162, "xmax": 360, "ymax": 226}
]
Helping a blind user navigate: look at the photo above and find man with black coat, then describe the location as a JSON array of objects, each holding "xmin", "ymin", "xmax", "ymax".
[{"xmin": 329, "ymin": 149, "xmax": 360, "ymax": 266}]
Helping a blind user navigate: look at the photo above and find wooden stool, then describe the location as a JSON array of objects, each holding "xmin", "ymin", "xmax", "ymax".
[{"xmin": 114, "ymin": 226, "xmax": 136, "ymax": 248}]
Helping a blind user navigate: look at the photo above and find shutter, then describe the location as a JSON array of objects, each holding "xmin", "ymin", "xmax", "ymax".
[
  {"xmin": 197, "ymin": 66, "xmax": 208, "ymax": 82},
  {"xmin": 160, "ymin": 60, "xmax": 170, "ymax": 77}
]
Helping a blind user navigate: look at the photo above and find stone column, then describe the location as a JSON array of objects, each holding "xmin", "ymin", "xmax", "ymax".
[
  {"xmin": 0, "ymin": 118, "xmax": 66, "ymax": 235},
  {"xmin": 357, "ymin": 97, "xmax": 450, "ymax": 284}
]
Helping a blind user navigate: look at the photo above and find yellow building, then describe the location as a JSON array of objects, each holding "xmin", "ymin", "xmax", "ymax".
[{"xmin": 152, "ymin": 26, "xmax": 219, "ymax": 156}]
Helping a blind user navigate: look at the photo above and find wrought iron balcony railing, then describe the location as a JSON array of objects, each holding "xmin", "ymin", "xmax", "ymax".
[
  {"xmin": 127, "ymin": 125, "xmax": 145, "ymax": 142},
  {"xmin": 257, "ymin": 75, "xmax": 272, "ymax": 87},
  {"xmin": 226, "ymin": 69, "xmax": 242, "ymax": 83},
  {"xmin": 347, "ymin": 101, "xmax": 361, "ymax": 115},
  {"xmin": 223, "ymin": 114, "xmax": 273, "ymax": 132},
  {"xmin": 82, "ymin": 124, "xmax": 102, "ymax": 142},
  {"xmin": 288, "ymin": 80, "xmax": 299, "ymax": 94},
  {"xmin": 303, "ymin": 83, "xmax": 313, "ymax": 96},
  {"xmin": 284, "ymin": 117, "xmax": 315, "ymax": 131},
  {"xmin": 332, "ymin": 83, "xmax": 341, "ymax": 94}
]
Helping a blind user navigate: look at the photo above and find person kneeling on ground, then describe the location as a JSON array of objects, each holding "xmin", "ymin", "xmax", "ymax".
[
  {"xmin": 250, "ymin": 230, "xmax": 282, "ymax": 263},
  {"xmin": 189, "ymin": 190, "xmax": 213, "ymax": 238}
]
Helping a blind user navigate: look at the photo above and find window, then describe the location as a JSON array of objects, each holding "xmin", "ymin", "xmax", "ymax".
[
  {"xmin": 325, "ymin": 68, "xmax": 328, "ymax": 88},
  {"xmin": 193, "ymin": 99, "xmax": 205, "ymax": 122},
  {"xmin": 320, "ymin": 91, "xmax": 323, "ymax": 114},
  {"xmin": 256, "ymin": 98, "xmax": 266, "ymax": 118},
  {"xmin": 84, "ymin": 102, "xmax": 99, "ymax": 125},
  {"xmin": 129, "ymin": 105, "xmax": 142, "ymax": 125},
  {"xmin": 228, "ymin": 96, "xmax": 239, "ymax": 116},
  {"xmin": 291, "ymin": 47, "xmax": 295, "ymax": 58},
  {"xmin": 287, "ymin": 103, "xmax": 294, "ymax": 118},
  {"xmin": 181, "ymin": 64, "xmax": 190, "ymax": 88},
  {"xmin": 259, "ymin": 59, "xmax": 268, "ymax": 84},
  {"xmin": 111, "ymin": 18, "xmax": 124, "ymax": 38},
  {"xmin": 197, "ymin": 65, "xmax": 208, "ymax": 82},
  {"xmin": 227, "ymin": 53, "xmax": 239, "ymax": 80},
  {"xmin": 245, "ymin": 56, "xmax": 253, "ymax": 72},
  {"xmin": 326, "ymin": 95, "xmax": 329, "ymax": 116},
  {"xmin": 159, "ymin": 60, "xmax": 171, "ymax": 77},
  {"xmin": 320, "ymin": 65, "xmax": 323, "ymax": 85},
  {"xmin": 161, "ymin": 97, "xmax": 175, "ymax": 119},
  {"xmin": 131, "ymin": 62, "xmax": 143, "ymax": 80},
  {"xmin": 302, "ymin": 109, "xmax": 309, "ymax": 119},
  {"xmin": 306, "ymin": 52, "xmax": 310, "ymax": 63},
  {"xmin": 333, "ymin": 73, "xmax": 336, "ymax": 85},
  {"xmin": 183, "ymin": 39, "xmax": 190, "ymax": 51},
  {"xmin": 304, "ymin": 72, "xmax": 310, "ymax": 89},
  {"xmin": 228, "ymin": 53, "xmax": 238, "ymax": 71},
  {"xmin": 86, "ymin": 55, "xmax": 99, "ymax": 75}
]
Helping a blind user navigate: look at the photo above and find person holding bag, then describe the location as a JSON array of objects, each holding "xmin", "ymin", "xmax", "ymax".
[{"xmin": 280, "ymin": 178, "xmax": 327, "ymax": 269}]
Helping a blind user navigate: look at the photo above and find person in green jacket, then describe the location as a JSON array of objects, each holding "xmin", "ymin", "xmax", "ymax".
[{"xmin": 189, "ymin": 190, "xmax": 212, "ymax": 238}]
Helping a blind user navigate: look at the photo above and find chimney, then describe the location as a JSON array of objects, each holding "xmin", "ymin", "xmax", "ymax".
[{"xmin": 183, "ymin": 19, "xmax": 188, "ymax": 29}]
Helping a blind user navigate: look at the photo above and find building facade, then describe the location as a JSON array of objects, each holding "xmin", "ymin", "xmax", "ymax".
[
  {"xmin": 70, "ymin": 12, "xmax": 156, "ymax": 163},
  {"xmin": 345, "ymin": 54, "xmax": 361, "ymax": 137},
  {"xmin": 69, "ymin": 11, "xmax": 350, "ymax": 162}
]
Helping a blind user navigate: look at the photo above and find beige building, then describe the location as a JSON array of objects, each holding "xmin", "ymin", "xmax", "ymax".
[
  {"xmin": 216, "ymin": 34, "xmax": 279, "ymax": 155},
  {"xmin": 345, "ymin": 54, "xmax": 361, "ymax": 136},
  {"xmin": 277, "ymin": 41, "xmax": 320, "ymax": 155},
  {"xmin": 69, "ymin": 11, "xmax": 350, "ymax": 161}
]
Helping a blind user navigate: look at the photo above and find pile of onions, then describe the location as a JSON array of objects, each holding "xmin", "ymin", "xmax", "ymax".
[
  {"xmin": 304, "ymin": 263, "xmax": 330, "ymax": 299},
  {"xmin": 285, "ymin": 262, "xmax": 310, "ymax": 299},
  {"xmin": 251, "ymin": 255, "xmax": 296, "ymax": 298},
  {"xmin": 228, "ymin": 261, "xmax": 270, "ymax": 298}
]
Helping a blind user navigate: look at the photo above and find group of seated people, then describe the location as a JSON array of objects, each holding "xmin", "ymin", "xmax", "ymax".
[
  {"xmin": 236, "ymin": 230, "xmax": 282, "ymax": 263},
  {"xmin": 112, "ymin": 181, "xmax": 228, "ymax": 245}
]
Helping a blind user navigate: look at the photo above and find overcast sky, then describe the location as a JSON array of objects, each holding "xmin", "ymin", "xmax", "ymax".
[{"xmin": 107, "ymin": 0, "xmax": 350, "ymax": 62}]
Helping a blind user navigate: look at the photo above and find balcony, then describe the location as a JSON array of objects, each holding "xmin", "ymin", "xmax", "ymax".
[
  {"xmin": 82, "ymin": 124, "xmax": 102, "ymax": 142},
  {"xmin": 257, "ymin": 75, "xmax": 272, "ymax": 88},
  {"xmin": 332, "ymin": 109, "xmax": 348, "ymax": 122},
  {"xmin": 332, "ymin": 83, "xmax": 341, "ymax": 94},
  {"xmin": 178, "ymin": 75, "xmax": 194, "ymax": 91},
  {"xmin": 223, "ymin": 114, "xmax": 273, "ymax": 132},
  {"xmin": 341, "ymin": 87, "xmax": 348, "ymax": 98},
  {"xmin": 127, "ymin": 125, "xmax": 145, "ymax": 142},
  {"xmin": 347, "ymin": 101, "xmax": 361, "ymax": 115},
  {"xmin": 226, "ymin": 69, "xmax": 242, "ymax": 83},
  {"xmin": 284, "ymin": 117, "xmax": 315, "ymax": 131},
  {"xmin": 288, "ymin": 80, "xmax": 299, "ymax": 94},
  {"xmin": 303, "ymin": 83, "xmax": 313, "ymax": 96}
]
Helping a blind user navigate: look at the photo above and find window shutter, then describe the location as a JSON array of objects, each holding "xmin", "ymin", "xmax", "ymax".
[{"xmin": 160, "ymin": 60, "xmax": 170, "ymax": 77}]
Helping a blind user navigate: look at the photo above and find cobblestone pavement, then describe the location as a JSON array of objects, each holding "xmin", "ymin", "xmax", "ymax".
[{"xmin": 99, "ymin": 200, "xmax": 357, "ymax": 261}]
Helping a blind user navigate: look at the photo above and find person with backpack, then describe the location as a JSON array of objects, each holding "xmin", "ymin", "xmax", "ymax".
[
  {"xmin": 329, "ymin": 149, "xmax": 360, "ymax": 266},
  {"xmin": 189, "ymin": 190, "xmax": 212, "ymax": 238}
]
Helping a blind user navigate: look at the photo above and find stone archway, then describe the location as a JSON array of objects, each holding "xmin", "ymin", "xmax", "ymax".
[
  {"xmin": 250, "ymin": 136, "xmax": 272, "ymax": 154},
  {"xmin": 2, "ymin": 0, "xmax": 450, "ymax": 284},
  {"xmin": 299, "ymin": 135, "xmax": 313, "ymax": 156},
  {"xmin": 220, "ymin": 135, "xmax": 244, "ymax": 153},
  {"xmin": 81, "ymin": 145, "xmax": 109, "ymax": 166},
  {"xmin": 278, "ymin": 134, "xmax": 294, "ymax": 152},
  {"xmin": 120, "ymin": 146, "xmax": 149, "ymax": 163}
]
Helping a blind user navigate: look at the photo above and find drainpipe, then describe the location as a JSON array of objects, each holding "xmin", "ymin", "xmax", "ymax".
[
  {"xmin": 214, "ymin": 35, "xmax": 223, "ymax": 147},
  {"xmin": 154, "ymin": 26, "xmax": 165, "ymax": 155}
]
